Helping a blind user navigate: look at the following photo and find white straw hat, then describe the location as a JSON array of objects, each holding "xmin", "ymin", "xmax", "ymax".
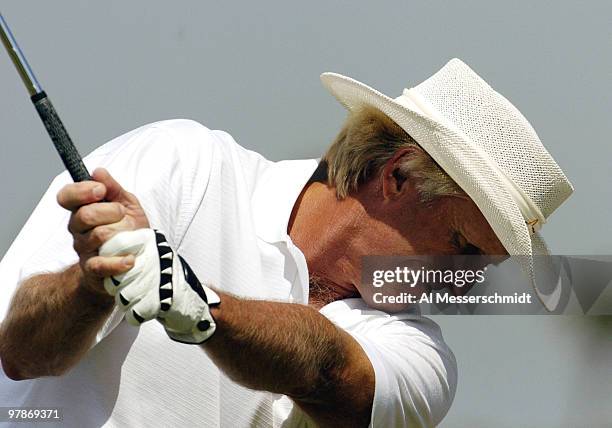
[{"xmin": 320, "ymin": 58, "xmax": 574, "ymax": 311}]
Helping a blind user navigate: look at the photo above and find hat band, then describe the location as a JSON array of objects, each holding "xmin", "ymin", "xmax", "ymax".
[{"xmin": 395, "ymin": 89, "xmax": 546, "ymax": 234}]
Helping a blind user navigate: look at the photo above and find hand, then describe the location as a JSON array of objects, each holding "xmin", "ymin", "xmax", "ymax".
[
  {"xmin": 99, "ymin": 229, "xmax": 221, "ymax": 344},
  {"xmin": 57, "ymin": 168, "xmax": 150, "ymax": 295}
]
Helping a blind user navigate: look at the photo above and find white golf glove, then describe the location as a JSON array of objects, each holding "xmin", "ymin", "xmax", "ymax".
[{"xmin": 99, "ymin": 228, "xmax": 220, "ymax": 344}]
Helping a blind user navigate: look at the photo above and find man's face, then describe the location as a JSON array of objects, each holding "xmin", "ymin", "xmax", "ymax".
[
  {"xmin": 354, "ymin": 185, "xmax": 507, "ymax": 257},
  {"xmin": 345, "ymin": 177, "xmax": 508, "ymax": 310},
  {"xmin": 300, "ymin": 149, "xmax": 509, "ymax": 311}
]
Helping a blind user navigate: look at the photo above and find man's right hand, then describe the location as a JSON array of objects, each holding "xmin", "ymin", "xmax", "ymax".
[
  {"xmin": 1, "ymin": 167, "xmax": 151, "ymax": 380},
  {"xmin": 57, "ymin": 168, "xmax": 150, "ymax": 296}
]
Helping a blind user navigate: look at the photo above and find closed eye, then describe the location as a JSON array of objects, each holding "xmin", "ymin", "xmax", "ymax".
[
  {"xmin": 451, "ymin": 232, "xmax": 483, "ymax": 255},
  {"xmin": 461, "ymin": 242, "xmax": 482, "ymax": 255}
]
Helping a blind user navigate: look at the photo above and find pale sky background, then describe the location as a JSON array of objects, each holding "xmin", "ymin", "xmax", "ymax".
[{"xmin": 1, "ymin": 1, "xmax": 610, "ymax": 426}]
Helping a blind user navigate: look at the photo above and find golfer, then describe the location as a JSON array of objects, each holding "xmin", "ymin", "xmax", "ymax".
[{"xmin": 0, "ymin": 59, "xmax": 572, "ymax": 427}]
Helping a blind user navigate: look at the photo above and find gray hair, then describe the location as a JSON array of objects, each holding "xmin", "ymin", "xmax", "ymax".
[{"xmin": 324, "ymin": 106, "xmax": 464, "ymax": 201}]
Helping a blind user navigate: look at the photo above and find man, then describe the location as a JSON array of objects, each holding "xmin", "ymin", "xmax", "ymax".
[{"xmin": 0, "ymin": 59, "xmax": 572, "ymax": 427}]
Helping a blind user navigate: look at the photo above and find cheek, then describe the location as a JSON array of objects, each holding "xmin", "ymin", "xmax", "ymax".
[
  {"xmin": 354, "ymin": 221, "xmax": 417, "ymax": 256},
  {"xmin": 355, "ymin": 213, "xmax": 458, "ymax": 256},
  {"xmin": 459, "ymin": 209, "xmax": 507, "ymax": 255}
]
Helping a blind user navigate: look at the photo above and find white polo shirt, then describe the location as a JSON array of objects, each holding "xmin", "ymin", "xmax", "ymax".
[{"xmin": 0, "ymin": 120, "xmax": 457, "ymax": 427}]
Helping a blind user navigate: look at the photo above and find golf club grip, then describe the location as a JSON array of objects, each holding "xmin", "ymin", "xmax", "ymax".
[{"xmin": 31, "ymin": 91, "xmax": 92, "ymax": 182}]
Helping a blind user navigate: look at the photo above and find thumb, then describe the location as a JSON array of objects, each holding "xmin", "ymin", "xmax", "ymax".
[{"xmin": 92, "ymin": 168, "xmax": 130, "ymax": 203}]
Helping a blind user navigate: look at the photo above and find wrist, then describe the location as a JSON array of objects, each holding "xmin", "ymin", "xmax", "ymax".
[
  {"xmin": 73, "ymin": 265, "xmax": 115, "ymax": 310},
  {"xmin": 153, "ymin": 230, "xmax": 221, "ymax": 344},
  {"xmin": 207, "ymin": 289, "xmax": 230, "ymax": 330}
]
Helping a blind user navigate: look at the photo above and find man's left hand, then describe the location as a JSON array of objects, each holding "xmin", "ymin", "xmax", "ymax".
[{"xmin": 99, "ymin": 228, "xmax": 221, "ymax": 344}]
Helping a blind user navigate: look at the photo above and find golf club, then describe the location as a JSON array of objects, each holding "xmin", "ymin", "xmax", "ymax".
[{"xmin": 0, "ymin": 12, "xmax": 91, "ymax": 182}]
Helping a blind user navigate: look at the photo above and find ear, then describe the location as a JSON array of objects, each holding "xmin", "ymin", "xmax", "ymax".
[{"xmin": 381, "ymin": 146, "xmax": 423, "ymax": 200}]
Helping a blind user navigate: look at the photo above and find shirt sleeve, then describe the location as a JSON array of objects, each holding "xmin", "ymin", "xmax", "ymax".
[
  {"xmin": 0, "ymin": 119, "xmax": 217, "ymax": 345},
  {"xmin": 320, "ymin": 299, "xmax": 458, "ymax": 428}
]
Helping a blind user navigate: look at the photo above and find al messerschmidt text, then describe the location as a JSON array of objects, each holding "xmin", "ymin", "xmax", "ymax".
[{"xmin": 373, "ymin": 292, "xmax": 533, "ymax": 305}]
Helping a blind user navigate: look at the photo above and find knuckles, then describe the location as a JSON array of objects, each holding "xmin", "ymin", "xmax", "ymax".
[
  {"xmin": 85, "ymin": 258, "xmax": 103, "ymax": 276},
  {"xmin": 57, "ymin": 182, "xmax": 98, "ymax": 209},
  {"xmin": 69, "ymin": 202, "xmax": 126, "ymax": 235},
  {"xmin": 72, "ymin": 237, "xmax": 85, "ymax": 255},
  {"xmin": 76, "ymin": 206, "xmax": 96, "ymax": 228},
  {"xmin": 56, "ymin": 185, "xmax": 71, "ymax": 208},
  {"xmin": 91, "ymin": 226, "xmax": 111, "ymax": 245},
  {"xmin": 72, "ymin": 226, "xmax": 112, "ymax": 257}
]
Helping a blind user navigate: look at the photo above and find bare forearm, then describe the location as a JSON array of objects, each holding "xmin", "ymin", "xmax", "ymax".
[
  {"xmin": 0, "ymin": 264, "xmax": 114, "ymax": 380},
  {"xmin": 205, "ymin": 294, "xmax": 343, "ymax": 395},
  {"xmin": 204, "ymin": 293, "xmax": 373, "ymax": 426}
]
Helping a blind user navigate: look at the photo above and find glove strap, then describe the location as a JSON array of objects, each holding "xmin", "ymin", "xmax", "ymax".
[{"xmin": 155, "ymin": 230, "xmax": 220, "ymax": 344}]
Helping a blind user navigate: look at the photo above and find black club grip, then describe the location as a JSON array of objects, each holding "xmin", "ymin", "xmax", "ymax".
[{"xmin": 31, "ymin": 91, "xmax": 92, "ymax": 182}]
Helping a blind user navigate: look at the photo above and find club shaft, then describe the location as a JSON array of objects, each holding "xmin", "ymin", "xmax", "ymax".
[
  {"xmin": 0, "ymin": 12, "xmax": 91, "ymax": 182},
  {"xmin": 0, "ymin": 13, "xmax": 41, "ymax": 96}
]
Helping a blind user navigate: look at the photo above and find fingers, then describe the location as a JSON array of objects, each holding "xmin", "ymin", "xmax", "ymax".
[
  {"xmin": 103, "ymin": 263, "xmax": 142, "ymax": 297},
  {"xmin": 68, "ymin": 202, "xmax": 126, "ymax": 234},
  {"xmin": 73, "ymin": 216, "xmax": 137, "ymax": 256},
  {"xmin": 92, "ymin": 168, "xmax": 131, "ymax": 203},
  {"xmin": 99, "ymin": 228, "xmax": 161, "ymax": 326},
  {"xmin": 57, "ymin": 167, "xmax": 133, "ymax": 211},
  {"xmin": 99, "ymin": 228, "xmax": 155, "ymax": 302},
  {"xmin": 84, "ymin": 254, "xmax": 134, "ymax": 280},
  {"xmin": 57, "ymin": 181, "xmax": 106, "ymax": 211},
  {"xmin": 99, "ymin": 229, "xmax": 152, "ymax": 257},
  {"xmin": 124, "ymin": 290, "xmax": 161, "ymax": 326},
  {"xmin": 104, "ymin": 251, "xmax": 149, "ymax": 300},
  {"xmin": 59, "ymin": 169, "xmax": 150, "ymax": 264}
]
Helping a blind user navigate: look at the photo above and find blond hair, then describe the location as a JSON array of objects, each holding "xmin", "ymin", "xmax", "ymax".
[{"xmin": 324, "ymin": 106, "xmax": 464, "ymax": 201}]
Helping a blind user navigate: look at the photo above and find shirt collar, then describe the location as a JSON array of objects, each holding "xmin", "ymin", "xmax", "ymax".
[{"xmin": 251, "ymin": 159, "xmax": 319, "ymax": 244}]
